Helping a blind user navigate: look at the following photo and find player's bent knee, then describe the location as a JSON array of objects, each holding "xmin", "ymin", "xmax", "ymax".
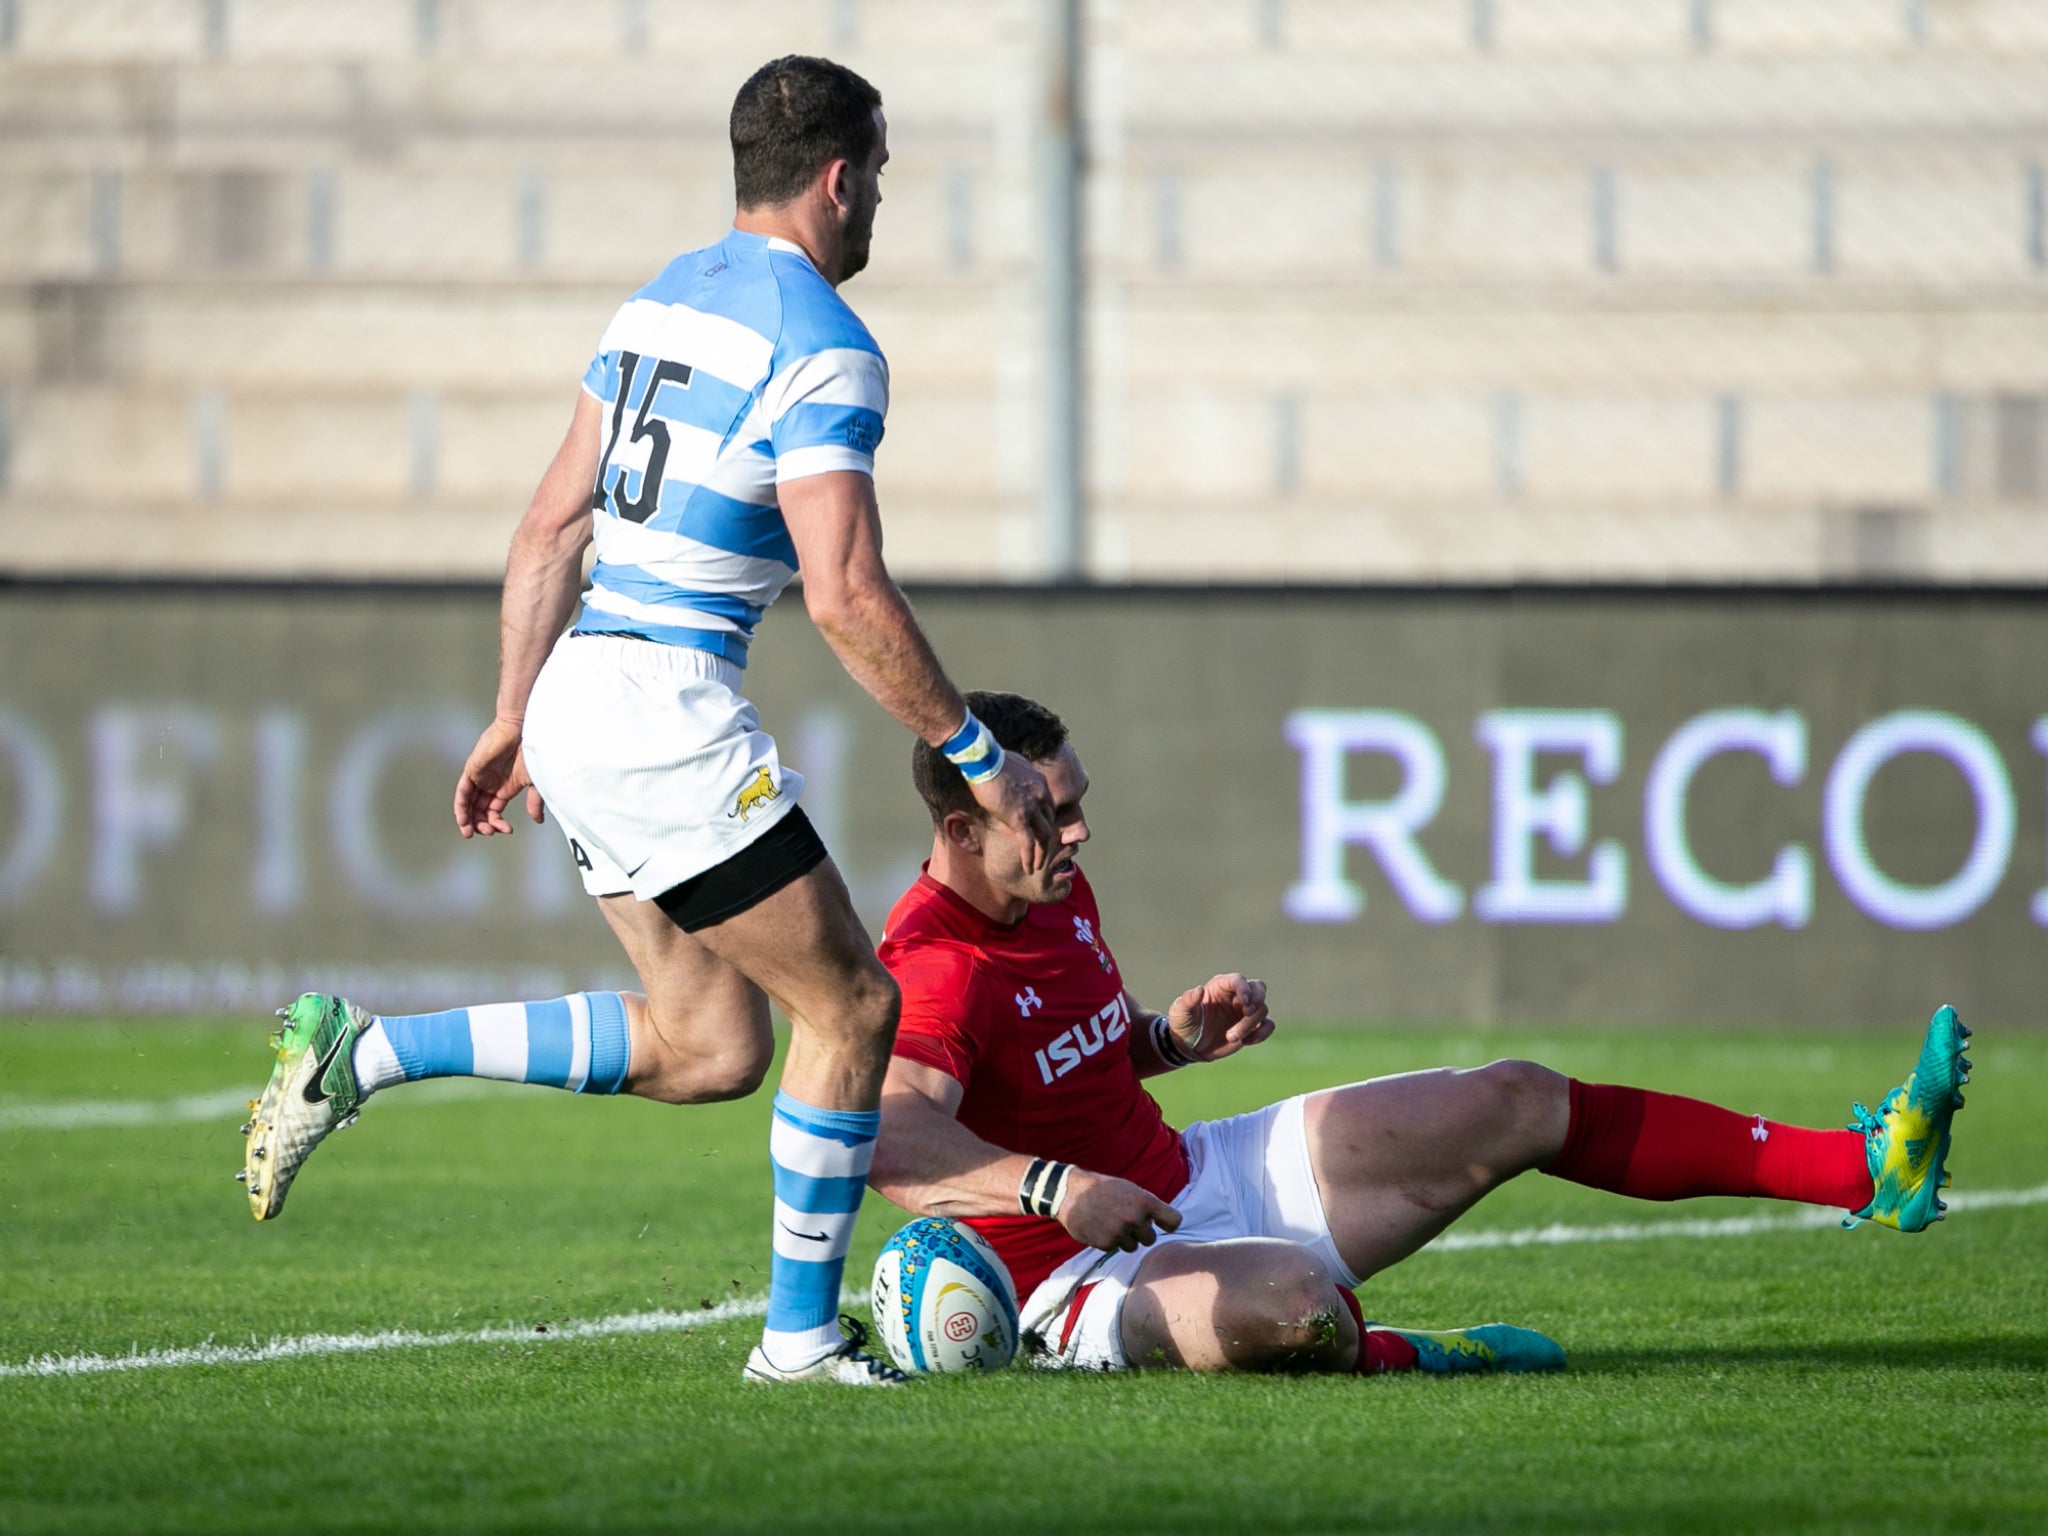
[
  {"xmin": 1469, "ymin": 1058, "xmax": 1570, "ymax": 1168},
  {"xmin": 1237, "ymin": 1246, "xmax": 1351, "ymax": 1372},
  {"xmin": 783, "ymin": 960, "xmax": 898, "ymax": 1074},
  {"xmin": 637, "ymin": 1039, "xmax": 774, "ymax": 1104},
  {"xmin": 690, "ymin": 1051, "xmax": 773, "ymax": 1103},
  {"xmin": 1475, "ymin": 1058, "xmax": 1565, "ymax": 1118},
  {"xmin": 842, "ymin": 960, "xmax": 901, "ymax": 1045},
  {"xmin": 1136, "ymin": 1241, "xmax": 1353, "ymax": 1374}
]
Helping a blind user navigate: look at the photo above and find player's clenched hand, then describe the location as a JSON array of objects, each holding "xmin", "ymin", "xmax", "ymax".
[
  {"xmin": 1167, "ymin": 973, "xmax": 1274, "ymax": 1064},
  {"xmin": 1057, "ymin": 1169, "xmax": 1182, "ymax": 1254},
  {"xmin": 454, "ymin": 716, "xmax": 546, "ymax": 837},
  {"xmin": 971, "ymin": 751, "xmax": 1057, "ymax": 873}
]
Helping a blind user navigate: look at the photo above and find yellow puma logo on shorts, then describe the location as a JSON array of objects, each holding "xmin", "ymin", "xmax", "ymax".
[{"xmin": 728, "ymin": 767, "xmax": 780, "ymax": 823}]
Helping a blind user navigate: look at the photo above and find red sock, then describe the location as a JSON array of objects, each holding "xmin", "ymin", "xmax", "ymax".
[
  {"xmin": 1545, "ymin": 1080, "xmax": 1872, "ymax": 1211},
  {"xmin": 1335, "ymin": 1285, "xmax": 1420, "ymax": 1374}
]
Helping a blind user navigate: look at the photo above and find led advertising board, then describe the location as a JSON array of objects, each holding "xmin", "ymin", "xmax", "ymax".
[{"xmin": 1, "ymin": 586, "xmax": 2040, "ymax": 1027}]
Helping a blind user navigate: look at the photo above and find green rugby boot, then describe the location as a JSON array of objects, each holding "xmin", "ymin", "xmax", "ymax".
[
  {"xmin": 1845, "ymin": 1004, "xmax": 1971, "ymax": 1233},
  {"xmin": 239, "ymin": 993, "xmax": 373, "ymax": 1221},
  {"xmin": 1365, "ymin": 1322, "xmax": 1567, "ymax": 1374}
]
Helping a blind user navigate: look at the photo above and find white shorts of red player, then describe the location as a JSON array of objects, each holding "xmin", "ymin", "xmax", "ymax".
[{"xmin": 1019, "ymin": 1094, "xmax": 1357, "ymax": 1370}]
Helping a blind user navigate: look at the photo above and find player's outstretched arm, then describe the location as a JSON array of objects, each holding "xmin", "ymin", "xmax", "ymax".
[
  {"xmin": 455, "ymin": 389, "xmax": 602, "ymax": 838},
  {"xmin": 873, "ymin": 1058, "xmax": 1180, "ymax": 1254},
  {"xmin": 1128, "ymin": 975, "xmax": 1275, "ymax": 1077},
  {"xmin": 781, "ymin": 471, "xmax": 1056, "ymax": 869}
]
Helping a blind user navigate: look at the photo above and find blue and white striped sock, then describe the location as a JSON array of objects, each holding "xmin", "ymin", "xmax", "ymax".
[
  {"xmin": 761, "ymin": 1090, "xmax": 879, "ymax": 1369},
  {"xmin": 350, "ymin": 993, "xmax": 632, "ymax": 1097}
]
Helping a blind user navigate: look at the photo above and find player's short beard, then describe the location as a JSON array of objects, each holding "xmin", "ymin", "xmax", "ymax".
[
  {"xmin": 996, "ymin": 849, "xmax": 1070, "ymax": 908},
  {"xmin": 839, "ymin": 182, "xmax": 876, "ymax": 280},
  {"xmin": 1032, "ymin": 856, "xmax": 1076, "ymax": 905}
]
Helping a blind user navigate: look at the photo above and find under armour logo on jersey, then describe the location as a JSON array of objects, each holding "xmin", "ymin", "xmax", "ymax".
[
  {"xmin": 1751, "ymin": 1115, "xmax": 1770, "ymax": 1143},
  {"xmin": 1016, "ymin": 987, "xmax": 1043, "ymax": 1017}
]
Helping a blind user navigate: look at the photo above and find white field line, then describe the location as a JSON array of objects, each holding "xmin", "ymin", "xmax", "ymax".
[
  {"xmin": 0, "ymin": 1080, "xmax": 492, "ymax": 1132},
  {"xmin": 6, "ymin": 1182, "xmax": 2045, "ymax": 1383},
  {"xmin": 0, "ymin": 1089, "xmax": 256, "ymax": 1131},
  {"xmin": 0, "ymin": 1295, "xmax": 774, "ymax": 1381},
  {"xmin": 1421, "ymin": 1180, "xmax": 2048, "ymax": 1252}
]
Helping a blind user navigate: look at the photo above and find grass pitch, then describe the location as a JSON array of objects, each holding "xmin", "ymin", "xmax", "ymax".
[{"xmin": 2, "ymin": 1020, "xmax": 2044, "ymax": 1535}]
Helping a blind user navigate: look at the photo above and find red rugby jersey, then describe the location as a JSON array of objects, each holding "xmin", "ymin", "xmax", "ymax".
[{"xmin": 880, "ymin": 865, "xmax": 1189, "ymax": 1300}]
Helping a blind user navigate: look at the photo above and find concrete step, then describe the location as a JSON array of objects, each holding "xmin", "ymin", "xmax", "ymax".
[
  {"xmin": 0, "ymin": 278, "xmax": 1012, "ymax": 389},
  {"xmin": 12, "ymin": 1, "xmax": 2045, "ymax": 69},
  {"xmin": 1109, "ymin": 145, "xmax": 2041, "ymax": 282},
  {"xmin": 3, "ymin": 140, "xmax": 2031, "ymax": 286},
  {"xmin": 0, "ymin": 0, "xmax": 1010, "ymax": 64},
  {"xmin": 0, "ymin": 153, "xmax": 1015, "ymax": 282},
  {"xmin": 1116, "ymin": 293, "xmax": 2048, "ymax": 392},
  {"xmin": 5, "ymin": 278, "xmax": 2041, "ymax": 405},
  {"xmin": 2, "ymin": 375, "xmax": 1012, "ymax": 501},
  {"xmin": 10, "ymin": 490, "xmax": 2041, "ymax": 584},
  {"xmin": 1093, "ymin": 496, "xmax": 2048, "ymax": 582},
  {"xmin": 1109, "ymin": 386, "xmax": 1951, "ymax": 505},
  {"xmin": 1118, "ymin": 55, "xmax": 2048, "ymax": 133},
  {"xmin": 1121, "ymin": 0, "xmax": 2048, "ymax": 58},
  {"xmin": 14, "ymin": 373, "xmax": 2020, "ymax": 517},
  {"xmin": 4, "ymin": 51, "xmax": 2043, "ymax": 157},
  {"xmin": 0, "ymin": 490, "xmax": 1015, "ymax": 579},
  {"xmin": 0, "ymin": 56, "xmax": 1017, "ymax": 150}
]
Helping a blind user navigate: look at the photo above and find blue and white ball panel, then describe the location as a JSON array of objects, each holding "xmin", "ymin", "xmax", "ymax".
[{"xmin": 870, "ymin": 1217, "xmax": 1020, "ymax": 1375}]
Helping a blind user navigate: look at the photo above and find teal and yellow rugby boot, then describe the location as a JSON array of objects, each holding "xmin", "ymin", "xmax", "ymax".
[
  {"xmin": 1845, "ymin": 1004, "xmax": 1971, "ymax": 1233},
  {"xmin": 1365, "ymin": 1323, "xmax": 1567, "ymax": 1374},
  {"xmin": 239, "ymin": 993, "xmax": 374, "ymax": 1221}
]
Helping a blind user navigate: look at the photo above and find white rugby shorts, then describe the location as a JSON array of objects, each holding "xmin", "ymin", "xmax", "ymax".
[
  {"xmin": 520, "ymin": 633, "xmax": 805, "ymax": 901},
  {"xmin": 1017, "ymin": 1093, "xmax": 1358, "ymax": 1372}
]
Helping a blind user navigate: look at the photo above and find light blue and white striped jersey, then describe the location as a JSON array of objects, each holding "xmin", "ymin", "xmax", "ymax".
[{"xmin": 572, "ymin": 229, "xmax": 888, "ymax": 667}]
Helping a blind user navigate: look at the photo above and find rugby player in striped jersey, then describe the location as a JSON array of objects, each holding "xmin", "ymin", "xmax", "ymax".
[
  {"xmin": 239, "ymin": 58, "xmax": 1054, "ymax": 1387},
  {"xmin": 870, "ymin": 692, "xmax": 1968, "ymax": 1375}
]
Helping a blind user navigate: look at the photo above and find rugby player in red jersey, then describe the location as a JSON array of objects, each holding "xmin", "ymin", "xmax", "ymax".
[{"xmin": 868, "ymin": 692, "xmax": 1969, "ymax": 1376}]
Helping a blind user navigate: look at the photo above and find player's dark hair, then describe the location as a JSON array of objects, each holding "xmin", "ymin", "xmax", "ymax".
[
  {"xmin": 729, "ymin": 55, "xmax": 883, "ymax": 210},
  {"xmin": 913, "ymin": 691, "xmax": 1069, "ymax": 827}
]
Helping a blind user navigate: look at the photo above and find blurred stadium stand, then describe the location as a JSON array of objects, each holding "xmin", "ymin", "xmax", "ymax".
[{"xmin": 0, "ymin": 0, "xmax": 2043, "ymax": 583}]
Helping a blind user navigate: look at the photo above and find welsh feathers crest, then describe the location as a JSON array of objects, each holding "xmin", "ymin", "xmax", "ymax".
[{"xmin": 1072, "ymin": 916, "xmax": 1112, "ymax": 974}]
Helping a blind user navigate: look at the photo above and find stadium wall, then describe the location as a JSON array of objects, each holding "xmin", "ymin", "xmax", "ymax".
[
  {"xmin": 1, "ymin": 581, "xmax": 2042, "ymax": 1030},
  {"xmin": 4, "ymin": 1, "xmax": 2046, "ymax": 587}
]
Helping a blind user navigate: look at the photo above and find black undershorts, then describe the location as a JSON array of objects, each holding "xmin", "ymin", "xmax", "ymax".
[{"xmin": 653, "ymin": 807, "xmax": 829, "ymax": 932}]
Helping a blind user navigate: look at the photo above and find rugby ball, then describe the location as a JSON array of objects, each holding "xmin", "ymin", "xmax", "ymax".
[{"xmin": 870, "ymin": 1216, "xmax": 1020, "ymax": 1374}]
